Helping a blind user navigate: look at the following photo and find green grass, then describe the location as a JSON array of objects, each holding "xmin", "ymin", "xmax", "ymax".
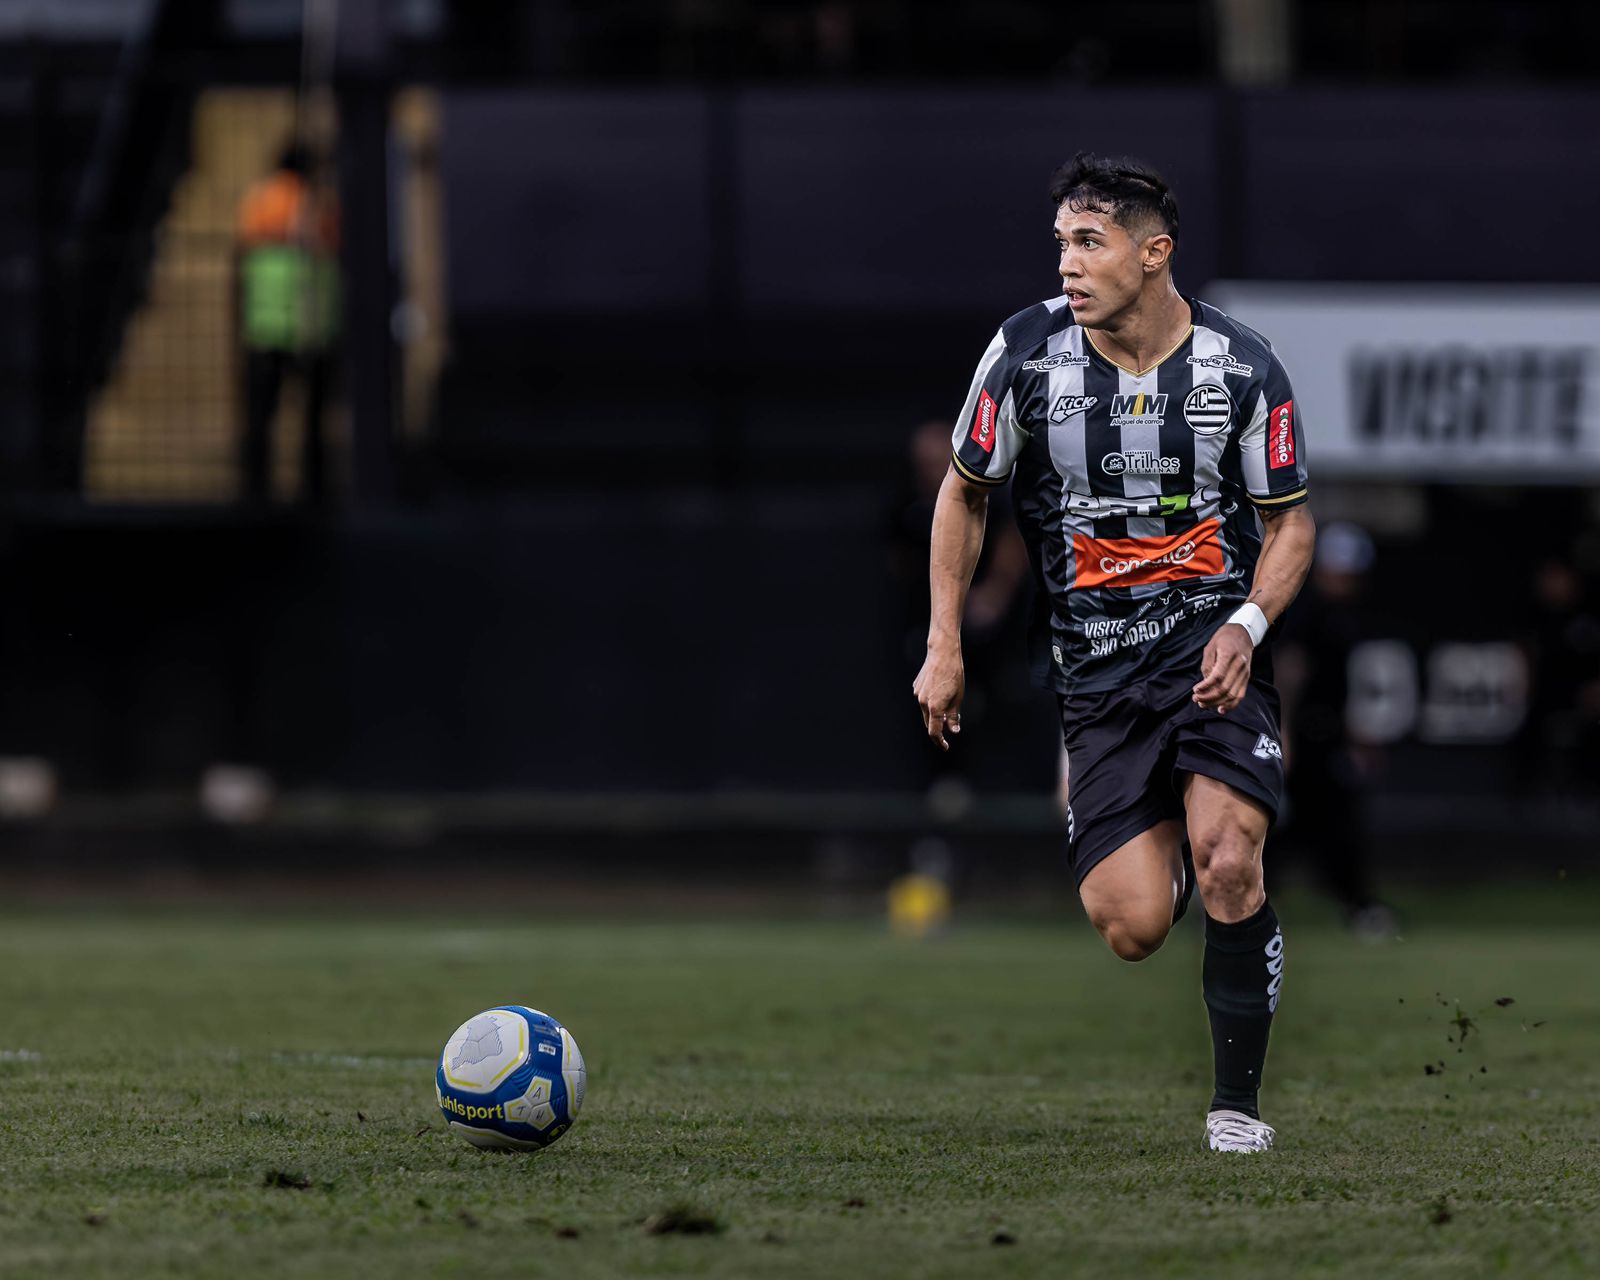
[{"xmin": 0, "ymin": 897, "xmax": 1596, "ymax": 1278}]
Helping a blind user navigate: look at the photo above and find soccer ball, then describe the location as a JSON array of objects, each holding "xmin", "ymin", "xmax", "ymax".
[{"xmin": 435, "ymin": 1005, "xmax": 586, "ymax": 1151}]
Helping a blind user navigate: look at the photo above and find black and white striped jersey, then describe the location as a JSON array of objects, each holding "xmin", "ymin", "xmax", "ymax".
[{"xmin": 950, "ymin": 296, "xmax": 1309, "ymax": 695}]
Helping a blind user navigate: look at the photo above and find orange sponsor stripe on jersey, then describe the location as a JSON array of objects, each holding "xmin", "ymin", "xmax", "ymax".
[{"xmin": 1072, "ymin": 518, "xmax": 1225, "ymax": 590}]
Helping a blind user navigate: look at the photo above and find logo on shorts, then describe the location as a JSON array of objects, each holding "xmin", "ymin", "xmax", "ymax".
[
  {"xmin": 970, "ymin": 390, "xmax": 998, "ymax": 453},
  {"xmin": 1023, "ymin": 353, "xmax": 1089, "ymax": 371},
  {"xmin": 1187, "ymin": 353, "xmax": 1254, "ymax": 377},
  {"xmin": 1184, "ymin": 385, "xmax": 1234, "ymax": 435},
  {"xmin": 1252, "ymin": 733, "xmax": 1283, "ymax": 761},
  {"xmin": 1050, "ymin": 394, "xmax": 1097, "ymax": 422},
  {"xmin": 1065, "ymin": 804, "xmax": 1075, "ymax": 844}
]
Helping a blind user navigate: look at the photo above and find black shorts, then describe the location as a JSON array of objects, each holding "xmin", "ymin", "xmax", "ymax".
[{"xmin": 1057, "ymin": 663, "xmax": 1285, "ymax": 886}]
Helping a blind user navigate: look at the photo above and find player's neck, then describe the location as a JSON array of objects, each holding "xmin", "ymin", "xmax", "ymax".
[{"xmin": 1087, "ymin": 286, "xmax": 1191, "ymax": 376}]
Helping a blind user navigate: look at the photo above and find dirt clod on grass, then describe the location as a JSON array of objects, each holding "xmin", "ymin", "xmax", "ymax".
[{"xmin": 644, "ymin": 1205, "xmax": 722, "ymax": 1236}]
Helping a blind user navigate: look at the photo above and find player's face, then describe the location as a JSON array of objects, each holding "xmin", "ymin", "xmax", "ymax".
[{"xmin": 1054, "ymin": 204, "xmax": 1147, "ymax": 328}]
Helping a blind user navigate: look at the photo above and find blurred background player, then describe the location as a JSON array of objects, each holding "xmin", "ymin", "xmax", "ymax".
[
  {"xmin": 1275, "ymin": 521, "xmax": 1396, "ymax": 937},
  {"xmin": 1516, "ymin": 553, "xmax": 1600, "ymax": 805},
  {"xmin": 888, "ymin": 418, "xmax": 1031, "ymax": 917},
  {"xmin": 234, "ymin": 141, "xmax": 341, "ymax": 506}
]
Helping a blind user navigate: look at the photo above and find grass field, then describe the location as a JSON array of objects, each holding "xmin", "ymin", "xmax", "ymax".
[{"xmin": 0, "ymin": 890, "xmax": 1596, "ymax": 1278}]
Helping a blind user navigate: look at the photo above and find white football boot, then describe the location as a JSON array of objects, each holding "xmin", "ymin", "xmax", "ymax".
[{"xmin": 1205, "ymin": 1109, "xmax": 1275, "ymax": 1153}]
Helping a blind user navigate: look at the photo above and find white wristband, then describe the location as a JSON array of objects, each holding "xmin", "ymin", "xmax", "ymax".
[{"xmin": 1227, "ymin": 602, "xmax": 1270, "ymax": 648}]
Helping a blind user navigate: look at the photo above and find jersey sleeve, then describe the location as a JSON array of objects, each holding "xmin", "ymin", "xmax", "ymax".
[
  {"xmin": 950, "ymin": 328, "xmax": 1028, "ymax": 487},
  {"xmin": 1237, "ymin": 350, "xmax": 1309, "ymax": 508}
]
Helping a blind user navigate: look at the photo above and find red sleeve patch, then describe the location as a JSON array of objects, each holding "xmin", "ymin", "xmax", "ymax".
[
  {"xmin": 970, "ymin": 391, "xmax": 998, "ymax": 455},
  {"xmin": 1268, "ymin": 399, "xmax": 1296, "ymax": 469}
]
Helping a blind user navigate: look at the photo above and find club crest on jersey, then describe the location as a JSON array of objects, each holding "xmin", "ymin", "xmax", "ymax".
[
  {"xmin": 1183, "ymin": 385, "xmax": 1233, "ymax": 436},
  {"xmin": 970, "ymin": 390, "xmax": 998, "ymax": 453},
  {"xmin": 1108, "ymin": 393, "xmax": 1166, "ymax": 427},
  {"xmin": 1023, "ymin": 353, "xmax": 1089, "ymax": 371},
  {"xmin": 1186, "ymin": 353, "xmax": 1254, "ymax": 377},
  {"xmin": 1050, "ymin": 394, "xmax": 1097, "ymax": 422}
]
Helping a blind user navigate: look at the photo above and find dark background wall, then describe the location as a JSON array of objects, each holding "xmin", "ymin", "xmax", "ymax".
[{"xmin": 0, "ymin": 4, "xmax": 1595, "ymax": 866}]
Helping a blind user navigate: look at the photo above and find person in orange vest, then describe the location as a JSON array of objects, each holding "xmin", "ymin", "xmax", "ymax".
[{"xmin": 235, "ymin": 142, "xmax": 340, "ymax": 504}]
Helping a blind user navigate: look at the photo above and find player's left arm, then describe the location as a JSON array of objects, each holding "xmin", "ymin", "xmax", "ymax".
[
  {"xmin": 1192, "ymin": 506, "xmax": 1315, "ymax": 712},
  {"xmin": 1193, "ymin": 355, "xmax": 1316, "ymax": 713}
]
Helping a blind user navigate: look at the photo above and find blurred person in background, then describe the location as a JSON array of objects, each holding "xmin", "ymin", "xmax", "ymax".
[
  {"xmin": 1516, "ymin": 554, "xmax": 1600, "ymax": 801},
  {"xmin": 234, "ymin": 141, "xmax": 341, "ymax": 505},
  {"xmin": 1275, "ymin": 521, "xmax": 1396, "ymax": 938},
  {"xmin": 888, "ymin": 418, "xmax": 1030, "ymax": 890}
]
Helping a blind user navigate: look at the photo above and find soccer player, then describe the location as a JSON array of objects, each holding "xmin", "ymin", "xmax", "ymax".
[{"xmin": 914, "ymin": 153, "xmax": 1315, "ymax": 1153}]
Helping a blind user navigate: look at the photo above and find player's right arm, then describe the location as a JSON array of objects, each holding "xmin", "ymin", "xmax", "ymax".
[
  {"xmin": 914, "ymin": 467, "xmax": 990, "ymax": 750},
  {"xmin": 914, "ymin": 327, "xmax": 1028, "ymax": 749}
]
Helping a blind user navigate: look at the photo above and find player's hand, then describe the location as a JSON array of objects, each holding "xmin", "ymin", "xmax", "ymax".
[
  {"xmin": 1192, "ymin": 624, "xmax": 1253, "ymax": 714},
  {"xmin": 913, "ymin": 643, "xmax": 965, "ymax": 751}
]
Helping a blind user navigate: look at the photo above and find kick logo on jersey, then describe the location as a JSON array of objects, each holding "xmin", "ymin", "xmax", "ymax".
[
  {"xmin": 1183, "ymin": 385, "xmax": 1233, "ymax": 435},
  {"xmin": 1186, "ymin": 353, "xmax": 1254, "ymax": 377},
  {"xmin": 1269, "ymin": 399, "xmax": 1296, "ymax": 469},
  {"xmin": 1071, "ymin": 518, "xmax": 1225, "ymax": 590},
  {"xmin": 970, "ymin": 390, "xmax": 997, "ymax": 453},
  {"xmin": 1252, "ymin": 733, "xmax": 1283, "ymax": 761},
  {"xmin": 1023, "ymin": 353, "xmax": 1089, "ymax": 371},
  {"xmin": 1109, "ymin": 393, "xmax": 1167, "ymax": 427},
  {"xmin": 1049, "ymin": 394, "xmax": 1097, "ymax": 422}
]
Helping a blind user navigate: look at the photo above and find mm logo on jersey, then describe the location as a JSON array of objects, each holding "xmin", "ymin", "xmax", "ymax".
[
  {"xmin": 1072, "ymin": 518, "xmax": 1225, "ymax": 590},
  {"xmin": 1184, "ymin": 385, "xmax": 1234, "ymax": 436},
  {"xmin": 970, "ymin": 390, "xmax": 998, "ymax": 453},
  {"xmin": 1269, "ymin": 399, "xmax": 1296, "ymax": 469},
  {"xmin": 1050, "ymin": 394, "xmax": 1097, "ymax": 422},
  {"xmin": 1109, "ymin": 393, "xmax": 1167, "ymax": 425}
]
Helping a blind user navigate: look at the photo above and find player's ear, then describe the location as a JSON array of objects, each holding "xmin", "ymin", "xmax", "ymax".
[{"xmin": 1142, "ymin": 232, "xmax": 1174, "ymax": 275}]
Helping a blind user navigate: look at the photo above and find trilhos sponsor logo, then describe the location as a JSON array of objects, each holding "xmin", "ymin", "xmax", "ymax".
[{"xmin": 1101, "ymin": 450, "xmax": 1180, "ymax": 476}]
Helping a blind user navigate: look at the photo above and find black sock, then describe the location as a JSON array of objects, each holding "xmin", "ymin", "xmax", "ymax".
[{"xmin": 1203, "ymin": 899, "xmax": 1283, "ymax": 1120}]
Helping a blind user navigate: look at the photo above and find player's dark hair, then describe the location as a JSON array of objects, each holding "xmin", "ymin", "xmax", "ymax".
[{"xmin": 1048, "ymin": 152, "xmax": 1179, "ymax": 244}]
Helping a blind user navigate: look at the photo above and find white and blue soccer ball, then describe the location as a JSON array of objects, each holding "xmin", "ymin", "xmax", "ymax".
[{"xmin": 435, "ymin": 1005, "xmax": 586, "ymax": 1151}]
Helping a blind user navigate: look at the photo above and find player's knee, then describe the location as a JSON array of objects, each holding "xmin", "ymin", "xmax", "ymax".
[
  {"xmin": 1192, "ymin": 834, "xmax": 1261, "ymax": 903},
  {"xmin": 1095, "ymin": 913, "xmax": 1170, "ymax": 963}
]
